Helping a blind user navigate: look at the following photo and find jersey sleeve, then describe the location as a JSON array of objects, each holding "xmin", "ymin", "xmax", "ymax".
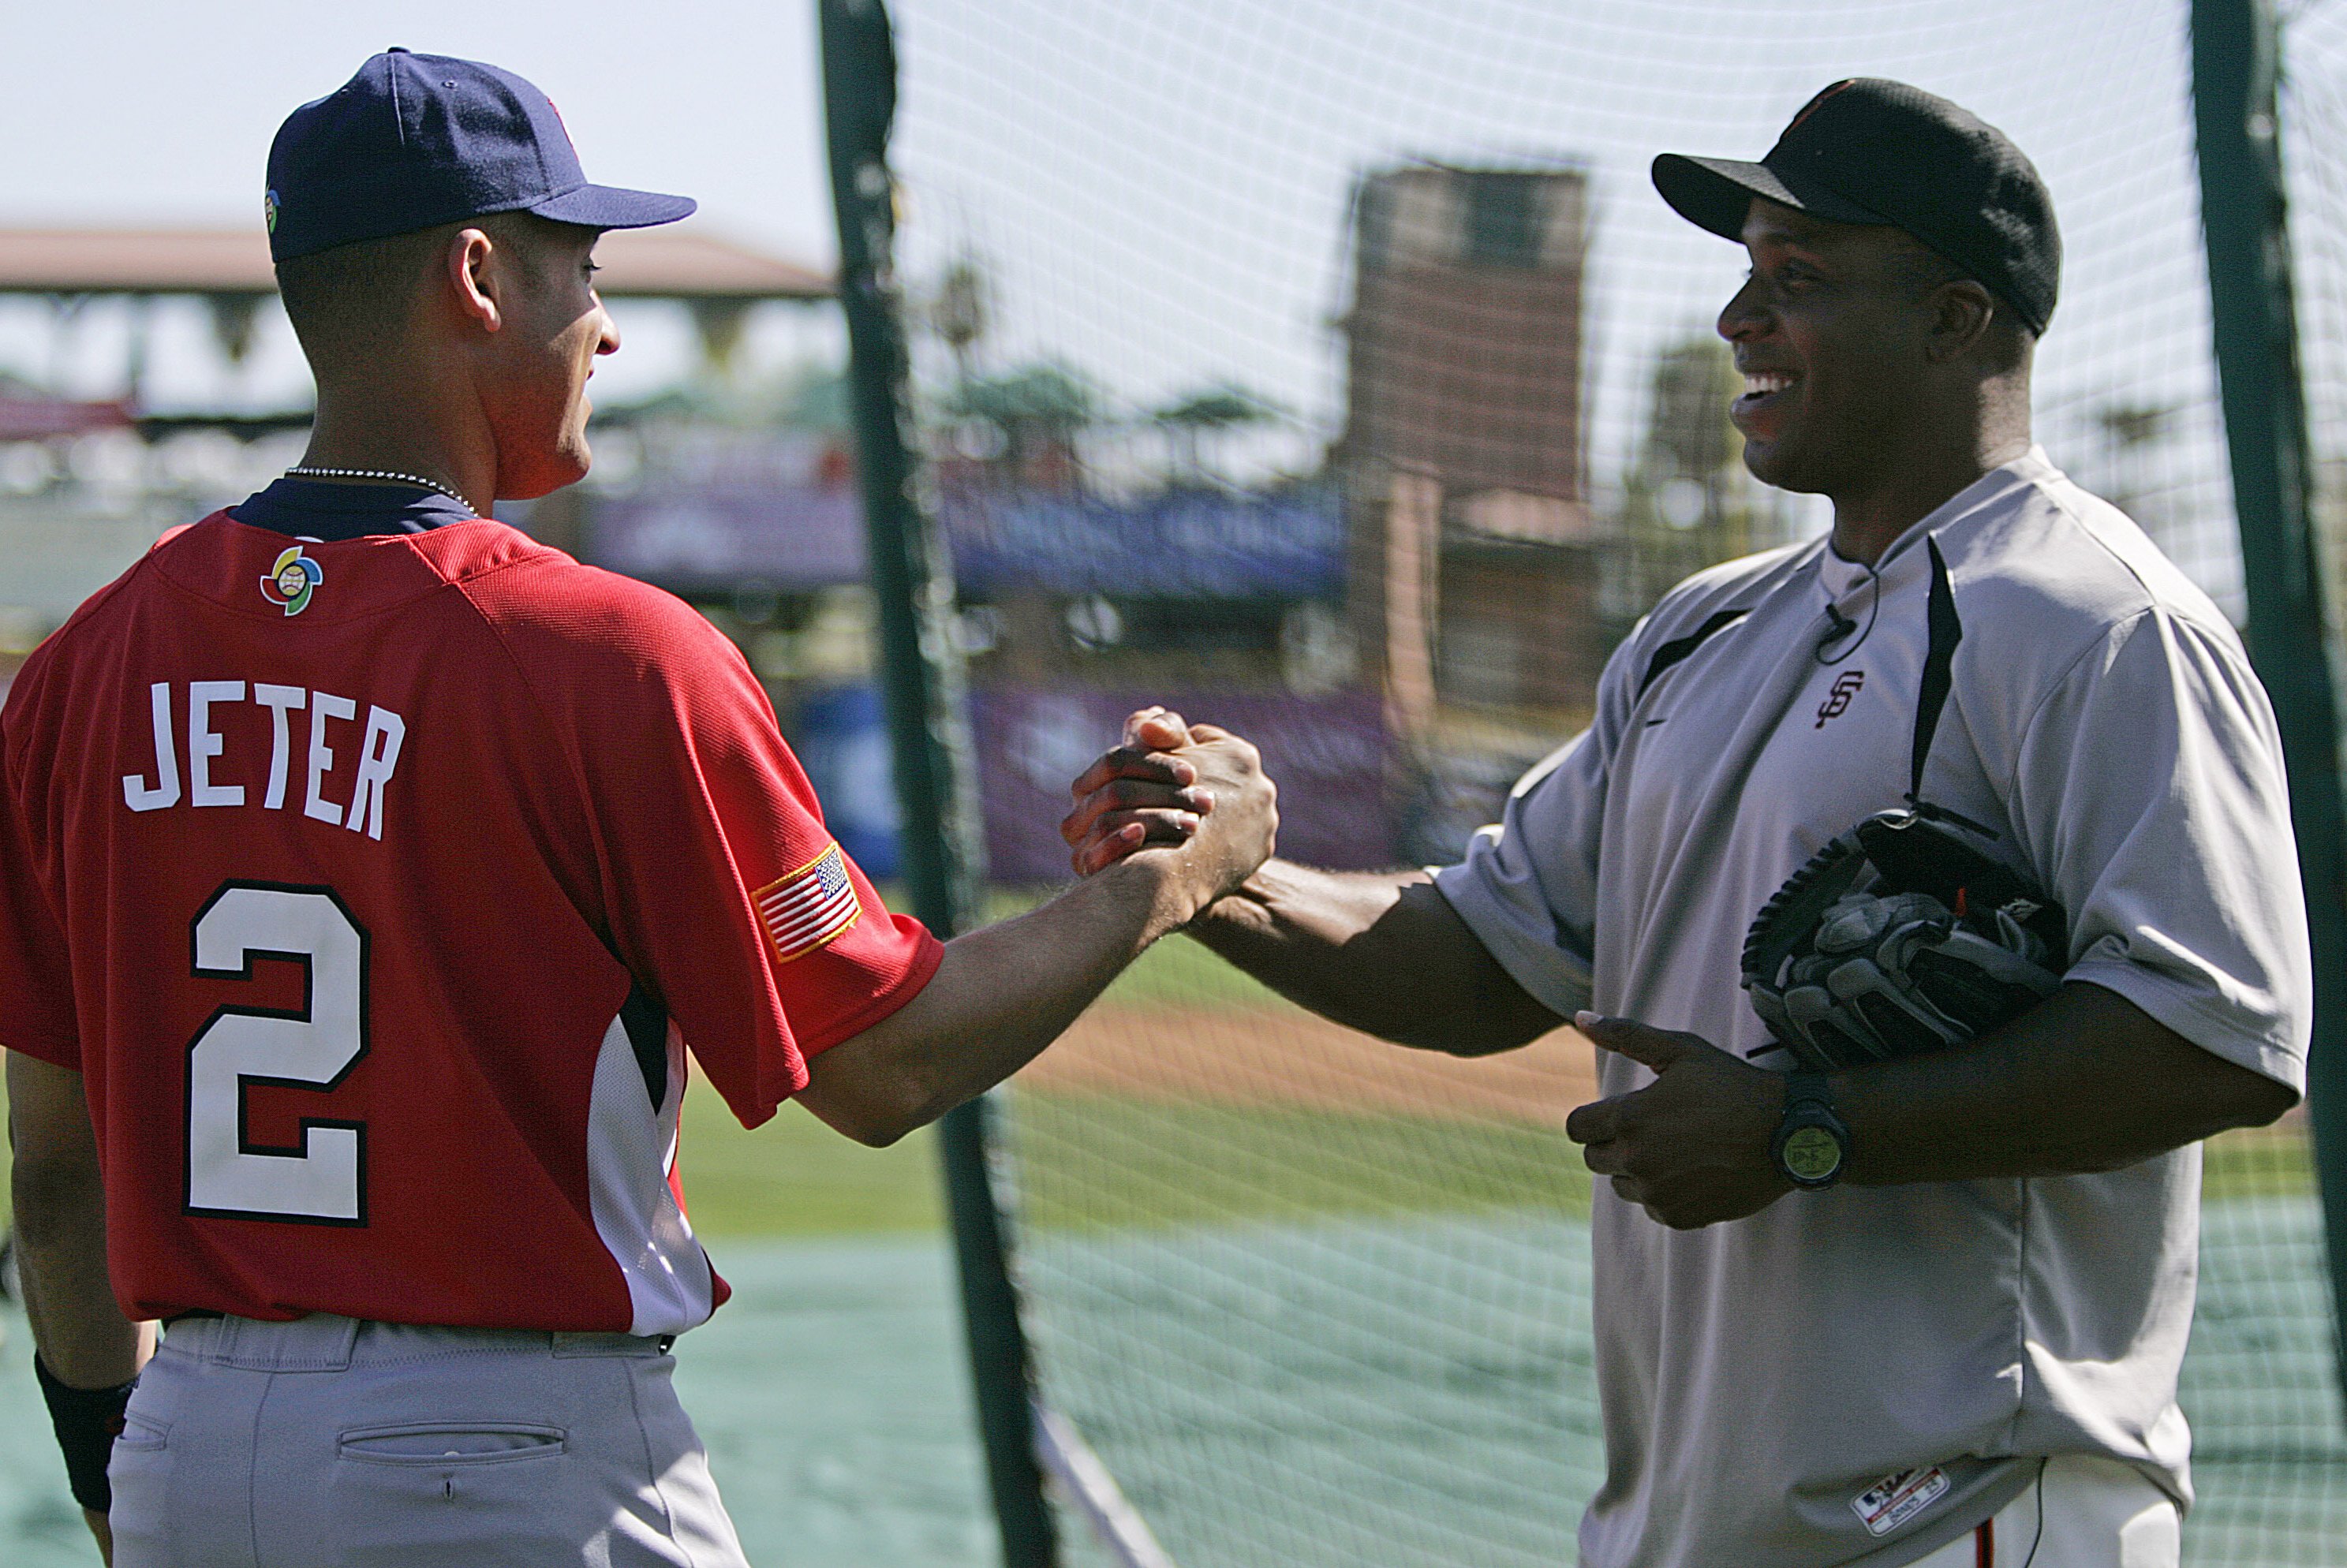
[
  {"xmin": 1431, "ymin": 622, "xmax": 1646, "ymax": 1017},
  {"xmin": 0, "ymin": 711, "xmax": 80, "ymax": 1068},
  {"xmin": 2009, "ymin": 607, "xmax": 2311, "ymax": 1093},
  {"xmin": 559, "ymin": 593, "xmax": 941, "ymax": 1127}
]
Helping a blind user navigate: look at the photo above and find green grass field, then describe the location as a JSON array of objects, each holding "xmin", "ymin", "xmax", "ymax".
[
  {"xmin": 681, "ymin": 1096, "xmax": 946, "ymax": 1236},
  {"xmin": 670, "ymin": 925, "xmax": 1294, "ymax": 1239},
  {"xmin": 671, "ymin": 924, "xmax": 1294, "ymax": 1238},
  {"xmin": 1011, "ymin": 1092, "xmax": 1591, "ymax": 1230},
  {"xmin": 1080, "ymin": 919, "xmax": 1286, "ymax": 1011},
  {"xmin": 2204, "ymin": 1120, "xmax": 2320, "ymax": 1200}
]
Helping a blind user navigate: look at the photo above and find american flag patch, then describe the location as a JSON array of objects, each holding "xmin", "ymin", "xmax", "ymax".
[{"xmin": 753, "ymin": 843, "xmax": 862, "ymax": 963}]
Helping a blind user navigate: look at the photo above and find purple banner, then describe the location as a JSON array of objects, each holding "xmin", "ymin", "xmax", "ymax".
[
  {"xmin": 587, "ymin": 480, "xmax": 1344, "ymax": 601},
  {"xmin": 947, "ymin": 487, "xmax": 1344, "ymax": 599},
  {"xmin": 587, "ymin": 486, "xmax": 866, "ymax": 591},
  {"xmin": 970, "ymin": 687, "xmax": 1394, "ymax": 882}
]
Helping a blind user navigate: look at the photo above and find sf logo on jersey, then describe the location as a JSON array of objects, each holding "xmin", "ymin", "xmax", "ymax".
[
  {"xmin": 262, "ymin": 546, "xmax": 324, "ymax": 617},
  {"xmin": 1814, "ymin": 669, "xmax": 1865, "ymax": 728}
]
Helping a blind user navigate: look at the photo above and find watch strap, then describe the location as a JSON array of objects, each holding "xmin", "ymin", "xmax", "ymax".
[
  {"xmin": 1785, "ymin": 1070, "xmax": 1833, "ymax": 1110},
  {"xmin": 1772, "ymin": 1070, "xmax": 1850, "ymax": 1189}
]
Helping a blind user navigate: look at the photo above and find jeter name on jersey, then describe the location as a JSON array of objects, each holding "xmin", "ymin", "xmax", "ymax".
[{"xmin": 119, "ymin": 680, "xmax": 407, "ymax": 839}]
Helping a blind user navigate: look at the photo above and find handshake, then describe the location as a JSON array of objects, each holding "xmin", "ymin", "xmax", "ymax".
[{"xmin": 1057, "ymin": 706, "xmax": 1280, "ymax": 917}]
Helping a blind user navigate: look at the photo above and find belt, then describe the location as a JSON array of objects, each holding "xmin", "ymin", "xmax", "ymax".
[{"xmin": 160, "ymin": 1309, "xmax": 672, "ymax": 1353}]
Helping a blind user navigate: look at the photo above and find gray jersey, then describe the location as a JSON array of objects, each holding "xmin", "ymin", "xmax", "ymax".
[{"xmin": 1435, "ymin": 450, "xmax": 2311, "ymax": 1568}]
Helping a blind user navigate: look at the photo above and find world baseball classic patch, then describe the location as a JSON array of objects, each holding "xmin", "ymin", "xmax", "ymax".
[
  {"xmin": 1851, "ymin": 1465, "xmax": 1949, "ymax": 1537},
  {"xmin": 754, "ymin": 843, "xmax": 861, "ymax": 963}
]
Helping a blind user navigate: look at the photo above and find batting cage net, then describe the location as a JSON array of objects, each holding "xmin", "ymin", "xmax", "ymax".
[{"xmin": 867, "ymin": 2, "xmax": 2347, "ymax": 1562}]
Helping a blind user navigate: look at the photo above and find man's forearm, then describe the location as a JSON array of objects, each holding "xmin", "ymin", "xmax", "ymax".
[
  {"xmin": 9, "ymin": 1052, "xmax": 148, "ymax": 1559},
  {"xmin": 7, "ymin": 1052, "xmax": 150, "ymax": 1389},
  {"xmin": 1187, "ymin": 861, "xmax": 1414, "ymax": 1024},
  {"xmin": 1191, "ymin": 861, "xmax": 1562, "ymax": 1054},
  {"xmin": 1834, "ymin": 981, "xmax": 2297, "ymax": 1185},
  {"xmin": 1572, "ymin": 984, "xmax": 2299, "ymax": 1230},
  {"xmin": 18, "ymin": 1197, "xmax": 144, "ymax": 1564},
  {"xmin": 14, "ymin": 1178, "xmax": 148, "ymax": 1389},
  {"xmin": 796, "ymin": 854, "xmax": 1200, "ymax": 1144}
]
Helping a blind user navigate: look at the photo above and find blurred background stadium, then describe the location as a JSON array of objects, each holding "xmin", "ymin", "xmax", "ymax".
[{"xmin": 4, "ymin": 0, "xmax": 2347, "ymax": 1563}]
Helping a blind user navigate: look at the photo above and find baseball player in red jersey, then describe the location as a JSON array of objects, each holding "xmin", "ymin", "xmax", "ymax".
[{"xmin": 0, "ymin": 50, "xmax": 1272, "ymax": 1566}]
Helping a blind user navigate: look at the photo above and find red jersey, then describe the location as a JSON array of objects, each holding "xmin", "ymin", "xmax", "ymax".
[{"xmin": 0, "ymin": 513, "xmax": 940, "ymax": 1334}]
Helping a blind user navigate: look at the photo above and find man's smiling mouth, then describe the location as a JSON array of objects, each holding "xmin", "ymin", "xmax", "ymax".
[{"xmin": 1735, "ymin": 370, "xmax": 1801, "ymax": 416}]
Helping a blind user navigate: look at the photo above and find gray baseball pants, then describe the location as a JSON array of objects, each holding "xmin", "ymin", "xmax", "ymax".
[{"xmin": 107, "ymin": 1312, "xmax": 752, "ymax": 1568}]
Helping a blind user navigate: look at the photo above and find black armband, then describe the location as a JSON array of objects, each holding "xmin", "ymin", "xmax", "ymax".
[{"xmin": 34, "ymin": 1353, "xmax": 139, "ymax": 1514}]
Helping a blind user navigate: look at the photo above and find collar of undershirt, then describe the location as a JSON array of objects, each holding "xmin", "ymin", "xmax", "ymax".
[{"xmin": 228, "ymin": 476, "xmax": 480, "ymax": 543}]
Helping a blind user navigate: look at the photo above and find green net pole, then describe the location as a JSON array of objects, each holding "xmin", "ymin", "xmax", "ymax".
[
  {"xmin": 2193, "ymin": 0, "xmax": 2347, "ymax": 1381},
  {"xmin": 817, "ymin": 2, "xmax": 1061, "ymax": 1562}
]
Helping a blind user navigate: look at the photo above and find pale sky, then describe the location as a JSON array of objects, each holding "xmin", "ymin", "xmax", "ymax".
[
  {"xmin": 0, "ymin": 0, "xmax": 838, "ymax": 410},
  {"xmin": 12, "ymin": 0, "xmax": 2347, "ymax": 611},
  {"xmin": 0, "ymin": 2, "xmax": 832, "ymax": 249}
]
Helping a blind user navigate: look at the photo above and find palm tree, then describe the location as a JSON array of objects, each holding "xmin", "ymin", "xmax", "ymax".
[
  {"xmin": 1153, "ymin": 381, "xmax": 1280, "ymax": 486},
  {"xmin": 944, "ymin": 361, "xmax": 1101, "ymax": 490}
]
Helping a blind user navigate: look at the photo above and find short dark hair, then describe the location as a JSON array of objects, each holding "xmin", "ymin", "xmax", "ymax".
[
  {"xmin": 1888, "ymin": 231, "xmax": 2035, "ymax": 362},
  {"xmin": 274, "ymin": 211, "xmax": 574, "ymax": 361},
  {"xmin": 1889, "ymin": 233, "xmax": 1963, "ymax": 297},
  {"xmin": 274, "ymin": 222, "xmax": 456, "ymax": 356}
]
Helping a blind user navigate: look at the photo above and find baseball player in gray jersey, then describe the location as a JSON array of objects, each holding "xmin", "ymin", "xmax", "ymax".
[{"xmin": 1063, "ymin": 80, "xmax": 2309, "ymax": 1566}]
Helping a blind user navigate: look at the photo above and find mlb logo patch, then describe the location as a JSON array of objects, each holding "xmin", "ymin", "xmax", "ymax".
[
  {"xmin": 260, "ymin": 545, "xmax": 323, "ymax": 617},
  {"xmin": 754, "ymin": 843, "xmax": 861, "ymax": 964},
  {"xmin": 1851, "ymin": 1465, "xmax": 1949, "ymax": 1537}
]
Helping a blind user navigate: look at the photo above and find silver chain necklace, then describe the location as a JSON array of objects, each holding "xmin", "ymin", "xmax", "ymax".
[{"xmin": 283, "ymin": 466, "xmax": 479, "ymax": 517}]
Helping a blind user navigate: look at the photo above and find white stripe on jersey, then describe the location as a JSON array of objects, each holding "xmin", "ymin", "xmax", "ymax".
[{"xmin": 585, "ymin": 1013, "xmax": 715, "ymax": 1336}]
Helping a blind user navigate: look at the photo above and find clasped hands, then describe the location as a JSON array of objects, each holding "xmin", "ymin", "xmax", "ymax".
[
  {"xmin": 1060, "ymin": 709, "xmax": 1799, "ymax": 1230},
  {"xmin": 1060, "ymin": 707, "xmax": 1282, "ymax": 920}
]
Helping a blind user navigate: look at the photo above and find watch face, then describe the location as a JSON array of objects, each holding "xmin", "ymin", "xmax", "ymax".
[{"xmin": 1782, "ymin": 1123, "xmax": 1844, "ymax": 1184}]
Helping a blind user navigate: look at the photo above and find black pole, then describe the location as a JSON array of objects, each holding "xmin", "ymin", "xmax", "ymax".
[
  {"xmin": 2193, "ymin": 0, "xmax": 2347, "ymax": 1371},
  {"xmin": 817, "ymin": 3, "xmax": 1060, "ymax": 1562}
]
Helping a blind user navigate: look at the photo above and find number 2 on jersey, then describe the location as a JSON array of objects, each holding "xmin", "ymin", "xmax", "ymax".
[{"xmin": 185, "ymin": 883, "xmax": 370, "ymax": 1225}]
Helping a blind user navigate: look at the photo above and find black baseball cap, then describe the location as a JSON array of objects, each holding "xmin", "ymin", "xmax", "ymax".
[
  {"xmin": 265, "ymin": 48, "xmax": 696, "ymax": 263},
  {"xmin": 1652, "ymin": 79, "xmax": 2059, "ymax": 336}
]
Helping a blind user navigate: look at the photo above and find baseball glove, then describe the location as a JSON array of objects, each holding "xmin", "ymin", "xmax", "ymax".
[{"xmin": 1740, "ymin": 807, "xmax": 2067, "ymax": 1070}]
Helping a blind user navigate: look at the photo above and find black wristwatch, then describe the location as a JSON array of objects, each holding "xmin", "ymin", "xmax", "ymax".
[{"xmin": 1771, "ymin": 1070, "xmax": 1850, "ymax": 1189}]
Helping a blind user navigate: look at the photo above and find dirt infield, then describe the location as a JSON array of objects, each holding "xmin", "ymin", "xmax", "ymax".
[{"xmin": 1015, "ymin": 1000, "xmax": 1600, "ymax": 1126}]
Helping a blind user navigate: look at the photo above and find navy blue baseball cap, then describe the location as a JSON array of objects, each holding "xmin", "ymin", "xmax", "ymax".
[{"xmin": 266, "ymin": 48, "xmax": 695, "ymax": 263}]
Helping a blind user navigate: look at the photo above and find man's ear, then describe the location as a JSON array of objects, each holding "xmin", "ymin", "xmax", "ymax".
[
  {"xmin": 447, "ymin": 227, "xmax": 503, "ymax": 334},
  {"xmin": 1924, "ymin": 278, "xmax": 1996, "ymax": 364}
]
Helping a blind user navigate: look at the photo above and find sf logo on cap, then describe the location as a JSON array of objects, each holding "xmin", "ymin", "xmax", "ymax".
[
  {"xmin": 263, "ymin": 188, "xmax": 280, "ymax": 236},
  {"xmin": 261, "ymin": 546, "xmax": 323, "ymax": 617}
]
